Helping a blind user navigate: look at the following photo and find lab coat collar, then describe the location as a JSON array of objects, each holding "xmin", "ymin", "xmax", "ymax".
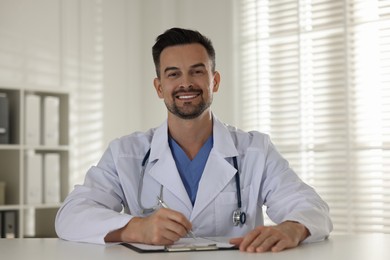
[
  {"xmin": 148, "ymin": 120, "xmax": 169, "ymax": 163},
  {"xmin": 148, "ymin": 121, "xmax": 193, "ymax": 213},
  {"xmin": 211, "ymin": 114, "xmax": 239, "ymax": 158},
  {"xmin": 147, "ymin": 114, "xmax": 240, "ymax": 219}
]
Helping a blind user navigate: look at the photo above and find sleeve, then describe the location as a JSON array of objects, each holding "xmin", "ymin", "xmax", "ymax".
[
  {"xmin": 55, "ymin": 141, "xmax": 133, "ymax": 244},
  {"xmin": 260, "ymin": 137, "xmax": 333, "ymax": 243}
]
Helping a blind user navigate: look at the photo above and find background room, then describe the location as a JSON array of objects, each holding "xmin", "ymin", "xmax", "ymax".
[{"xmin": 0, "ymin": 0, "xmax": 389, "ymax": 239}]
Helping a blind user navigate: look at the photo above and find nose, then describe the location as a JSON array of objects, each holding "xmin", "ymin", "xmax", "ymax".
[{"xmin": 179, "ymin": 74, "xmax": 193, "ymax": 89}]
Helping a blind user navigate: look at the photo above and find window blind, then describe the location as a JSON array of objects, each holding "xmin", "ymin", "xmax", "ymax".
[{"xmin": 237, "ymin": 0, "xmax": 390, "ymax": 233}]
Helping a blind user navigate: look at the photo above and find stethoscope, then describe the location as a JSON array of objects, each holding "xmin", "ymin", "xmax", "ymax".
[{"xmin": 137, "ymin": 149, "xmax": 247, "ymax": 226}]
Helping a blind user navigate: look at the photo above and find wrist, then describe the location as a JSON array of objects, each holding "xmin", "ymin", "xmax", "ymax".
[
  {"xmin": 122, "ymin": 217, "xmax": 142, "ymax": 242},
  {"xmin": 284, "ymin": 221, "xmax": 310, "ymax": 242},
  {"xmin": 104, "ymin": 217, "xmax": 140, "ymax": 243}
]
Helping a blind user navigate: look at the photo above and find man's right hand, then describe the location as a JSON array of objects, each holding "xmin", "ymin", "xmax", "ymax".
[{"xmin": 104, "ymin": 208, "xmax": 192, "ymax": 245}]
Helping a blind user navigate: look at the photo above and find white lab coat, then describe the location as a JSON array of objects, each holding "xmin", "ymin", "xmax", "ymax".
[{"xmin": 55, "ymin": 115, "xmax": 332, "ymax": 244}]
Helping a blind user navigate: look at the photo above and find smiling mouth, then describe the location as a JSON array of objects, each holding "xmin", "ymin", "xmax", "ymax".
[{"xmin": 175, "ymin": 92, "xmax": 201, "ymax": 100}]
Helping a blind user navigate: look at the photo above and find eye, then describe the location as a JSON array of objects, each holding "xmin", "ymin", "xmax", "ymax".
[
  {"xmin": 167, "ymin": 71, "xmax": 180, "ymax": 78},
  {"xmin": 193, "ymin": 69, "xmax": 205, "ymax": 75}
]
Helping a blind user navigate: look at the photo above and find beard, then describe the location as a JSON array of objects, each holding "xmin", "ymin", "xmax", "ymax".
[{"xmin": 164, "ymin": 89, "xmax": 212, "ymax": 120}]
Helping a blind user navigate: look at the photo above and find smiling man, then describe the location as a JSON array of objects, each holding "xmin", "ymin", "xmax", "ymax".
[{"xmin": 55, "ymin": 28, "xmax": 332, "ymax": 253}]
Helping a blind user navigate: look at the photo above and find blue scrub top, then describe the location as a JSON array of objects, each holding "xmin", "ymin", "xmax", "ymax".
[{"xmin": 168, "ymin": 135, "xmax": 213, "ymax": 206}]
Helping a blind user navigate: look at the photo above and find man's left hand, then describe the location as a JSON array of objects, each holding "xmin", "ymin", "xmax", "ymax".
[{"xmin": 229, "ymin": 221, "xmax": 310, "ymax": 253}]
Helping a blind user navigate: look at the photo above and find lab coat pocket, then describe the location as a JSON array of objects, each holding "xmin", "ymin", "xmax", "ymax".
[{"xmin": 214, "ymin": 185, "xmax": 251, "ymax": 236}]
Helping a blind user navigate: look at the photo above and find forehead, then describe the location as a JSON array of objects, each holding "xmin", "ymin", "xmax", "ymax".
[{"xmin": 159, "ymin": 43, "xmax": 211, "ymax": 68}]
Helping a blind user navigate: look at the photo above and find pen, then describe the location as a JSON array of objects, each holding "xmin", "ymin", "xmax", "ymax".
[{"xmin": 157, "ymin": 196, "xmax": 197, "ymax": 239}]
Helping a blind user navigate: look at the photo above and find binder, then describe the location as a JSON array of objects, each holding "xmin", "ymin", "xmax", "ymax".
[
  {"xmin": 24, "ymin": 151, "xmax": 43, "ymax": 204},
  {"xmin": 0, "ymin": 211, "xmax": 3, "ymax": 238},
  {"xmin": 0, "ymin": 93, "xmax": 9, "ymax": 144},
  {"xmin": 0, "ymin": 181, "xmax": 5, "ymax": 205},
  {"xmin": 43, "ymin": 153, "xmax": 60, "ymax": 203},
  {"xmin": 43, "ymin": 96, "xmax": 59, "ymax": 146},
  {"xmin": 25, "ymin": 94, "xmax": 41, "ymax": 145},
  {"xmin": 3, "ymin": 211, "xmax": 17, "ymax": 238}
]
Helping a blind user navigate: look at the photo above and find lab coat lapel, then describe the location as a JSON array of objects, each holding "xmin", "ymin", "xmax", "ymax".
[
  {"xmin": 190, "ymin": 151, "xmax": 237, "ymax": 221},
  {"xmin": 190, "ymin": 115, "xmax": 239, "ymax": 221},
  {"xmin": 147, "ymin": 122, "xmax": 193, "ymax": 214}
]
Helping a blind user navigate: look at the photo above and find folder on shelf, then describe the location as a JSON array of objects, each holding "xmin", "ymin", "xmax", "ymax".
[
  {"xmin": 3, "ymin": 211, "xmax": 17, "ymax": 238},
  {"xmin": 43, "ymin": 96, "xmax": 59, "ymax": 146},
  {"xmin": 0, "ymin": 181, "xmax": 5, "ymax": 205},
  {"xmin": 43, "ymin": 153, "xmax": 60, "ymax": 204},
  {"xmin": 25, "ymin": 94, "xmax": 41, "ymax": 145},
  {"xmin": 24, "ymin": 151, "xmax": 43, "ymax": 204},
  {"xmin": 0, "ymin": 211, "xmax": 3, "ymax": 238},
  {"xmin": 0, "ymin": 93, "xmax": 10, "ymax": 144}
]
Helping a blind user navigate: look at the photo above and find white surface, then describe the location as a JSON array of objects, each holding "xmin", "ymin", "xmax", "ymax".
[{"xmin": 0, "ymin": 234, "xmax": 389, "ymax": 260}]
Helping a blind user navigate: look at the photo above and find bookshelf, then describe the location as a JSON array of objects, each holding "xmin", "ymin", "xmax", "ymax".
[{"xmin": 0, "ymin": 86, "xmax": 69, "ymax": 238}]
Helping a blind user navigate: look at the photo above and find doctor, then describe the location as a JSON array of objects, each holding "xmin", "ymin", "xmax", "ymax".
[{"xmin": 55, "ymin": 28, "xmax": 332, "ymax": 253}]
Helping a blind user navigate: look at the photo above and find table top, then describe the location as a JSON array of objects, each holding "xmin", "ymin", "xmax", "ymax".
[{"xmin": 1, "ymin": 234, "xmax": 389, "ymax": 260}]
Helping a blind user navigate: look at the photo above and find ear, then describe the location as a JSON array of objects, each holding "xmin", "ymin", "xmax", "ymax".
[
  {"xmin": 153, "ymin": 78, "xmax": 164, "ymax": 98},
  {"xmin": 212, "ymin": 71, "xmax": 221, "ymax": 93}
]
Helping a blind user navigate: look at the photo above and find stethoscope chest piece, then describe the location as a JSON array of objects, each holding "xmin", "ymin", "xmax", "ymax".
[{"xmin": 232, "ymin": 209, "xmax": 246, "ymax": 226}]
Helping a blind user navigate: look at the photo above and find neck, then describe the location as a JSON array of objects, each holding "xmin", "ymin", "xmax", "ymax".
[{"xmin": 167, "ymin": 111, "xmax": 213, "ymax": 160}]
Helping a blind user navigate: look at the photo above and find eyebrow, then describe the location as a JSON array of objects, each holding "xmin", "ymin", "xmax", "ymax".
[{"xmin": 163, "ymin": 63, "xmax": 206, "ymax": 74}]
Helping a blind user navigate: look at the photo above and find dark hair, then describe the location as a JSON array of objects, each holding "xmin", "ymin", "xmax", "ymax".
[{"xmin": 152, "ymin": 28, "xmax": 216, "ymax": 78}]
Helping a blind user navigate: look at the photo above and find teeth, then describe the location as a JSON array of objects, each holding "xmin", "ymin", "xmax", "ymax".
[{"xmin": 177, "ymin": 94, "xmax": 197, "ymax": 99}]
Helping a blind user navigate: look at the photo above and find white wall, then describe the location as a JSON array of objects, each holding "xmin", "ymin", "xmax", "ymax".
[{"xmin": 0, "ymin": 0, "xmax": 235, "ymax": 183}]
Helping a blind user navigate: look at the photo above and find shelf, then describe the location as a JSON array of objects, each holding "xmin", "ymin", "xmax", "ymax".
[
  {"xmin": 27, "ymin": 146, "xmax": 69, "ymax": 151},
  {"xmin": 23, "ymin": 203, "xmax": 62, "ymax": 209},
  {"xmin": 0, "ymin": 86, "xmax": 70, "ymax": 238},
  {"xmin": 0, "ymin": 205, "xmax": 21, "ymax": 211},
  {"xmin": 0, "ymin": 144, "xmax": 21, "ymax": 150}
]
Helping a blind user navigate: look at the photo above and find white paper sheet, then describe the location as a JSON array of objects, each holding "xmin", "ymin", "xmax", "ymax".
[{"xmin": 126, "ymin": 237, "xmax": 234, "ymax": 252}]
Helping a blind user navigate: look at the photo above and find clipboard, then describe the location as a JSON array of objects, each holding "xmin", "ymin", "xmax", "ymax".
[{"xmin": 121, "ymin": 237, "xmax": 237, "ymax": 253}]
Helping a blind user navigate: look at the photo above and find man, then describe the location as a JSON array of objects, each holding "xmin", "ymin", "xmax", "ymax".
[{"xmin": 55, "ymin": 28, "xmax": 332, "ymax": 253}]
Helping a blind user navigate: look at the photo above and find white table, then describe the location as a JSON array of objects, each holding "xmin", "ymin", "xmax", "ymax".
[{"xmin": 1, "ymin": 234, "xmax": 389, "ymax": 260}]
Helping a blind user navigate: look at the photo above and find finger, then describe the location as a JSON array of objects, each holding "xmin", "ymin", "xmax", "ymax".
[
  {"xmin": 229, "ymin": 237, "xmax": 243, "ymax": 246},
  {"xmin": 163, "ymin": 218, "xmax": 191, "ymax": 238},
  {"xmin": 271, "ymin": 239, "xmax": 289, "ymax": 252},
  {"xmin": 156, "ymin": 208, "xmax": 193, "ymax": 239},
  {"xmin": 157, "ymin": 229, "xmax": 183, "ymax": 244},
  {"xmin": 146, "ymin": 219, "xmax": 185, "ymax": 245},
  {"xmin": 238, "ymin": 228, "xmax": 262, "ymax": 251},
  {"xmin": 254, "ymin": 235, "xmax": 279, "ymax": 252},
  {"xmin": 159, "ymin": 208, "xmax": 193, "ymax": 232},
  {"xmin": 244, "ymin": 227, "xmax": 277, "ymax": 252}
]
